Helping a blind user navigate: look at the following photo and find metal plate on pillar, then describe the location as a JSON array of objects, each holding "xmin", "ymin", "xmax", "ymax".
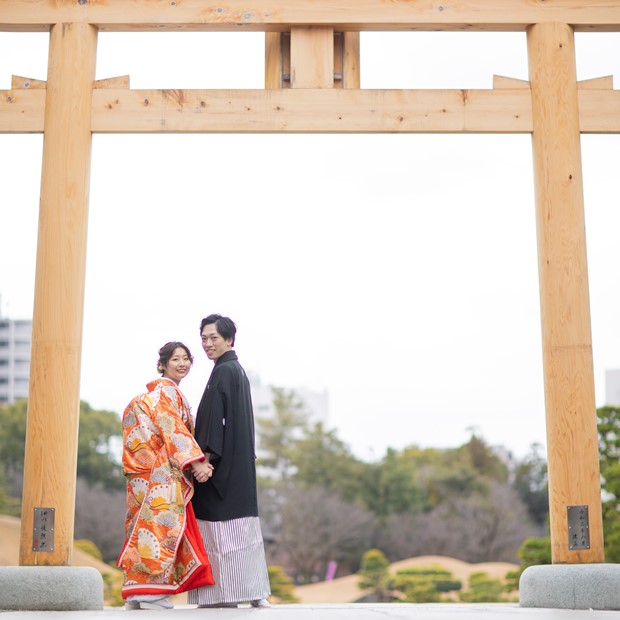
[
  {"xmin": 32, "ymin": 507, "xmax": 55, "ymax": 552},
  {"xmin": 567, "ymin": 505, "xmax": 590, "ymax": 550}
]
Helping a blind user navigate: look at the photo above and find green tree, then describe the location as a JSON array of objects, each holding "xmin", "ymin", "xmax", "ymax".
[
  {"xmin": 357, "ymin": 549, "xmax": 391, "ymax": 602},
  {"xmin": 459, "ymin": 571, "xmax": 507, "ymax": 603},
  {"xmin": 462, "ymin": 433, "xmax": 509, "ymax": 483},
  {"xmin": 256, "ymin": 387, "xmax": 308, "ymax": 480},
  {"xmin": 267, "ymin": 566, "xmax": 299, "ymax": 603},
  {"xmin": 389, "ymin": 567, "xmax": 460, "ymax": 603},
  {"xmin": 0, "ymin": 399, "xmax": 123, "ymax": 506},
  {"xmin": 0, "ymin": 399, "xmax": 29, "ymax": 516},
  {"xmin": 512, "ymin": 442, "xmax": 549, "ymax": 526},
  {"xmin": 0, "ymin": 399, "xmax": 28, "ymax": 480},
  {"xmin": 597, "ymin": 406, "xmax": 620, "ymax": 562},
  {"xmin": 392, "ymin": 445, "xmax": 446, "ymax": 509},
  {"xmin": 77, "ymin": 401, "xmax": 123, "ymax": 490},
  {"xmin": 102, "ymin": 572, "xmax": 124, "ymax": 608},
  {"xmin": 505, "ymin": 536, "xmax": 551, "ymax": 590},
  {"xmin": 77, "ymin": 401, "xmax": 125, "ymax": 489},
  {"xmin": 0, "ymin": 481, "xmax": 21, "ymax": 517},
  {"xmin": 74, "ymin": 538, "xmax": 103, "ymax": 561},
  {"xmin": 390, "ymin": 574, "xmax": 441, "ymax": 603},
  {"xmin": 290, "ymin": 422, "xmax": 367, "ymax": 503},
  {"xmin": 417, "ymin": 444, "xmax": 490, "ymax": 507},
  {"xmin": 364, "ymin": 448, "xmax": 427, "ymax": 517}
]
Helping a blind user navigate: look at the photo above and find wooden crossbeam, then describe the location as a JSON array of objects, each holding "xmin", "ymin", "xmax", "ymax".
[
  {"xmin": 2, "ymin": 0, "xmax": 620, "ymax": 32},
  {"xmin": 2, "ymin": 85, "xmax": 620, "ymax": 134},
  {"xmin": 89, "ymin": 88, "xmax": 530, "ymax": 133}
]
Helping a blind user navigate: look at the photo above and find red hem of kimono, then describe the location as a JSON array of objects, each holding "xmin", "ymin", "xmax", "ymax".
[
  {"xmin": 120, "ymin": 503, "xmax": 214, "ymax": 600},
  {"xmin": 174, "ymin": 502, "xmax": 215, "ymax": 594}
]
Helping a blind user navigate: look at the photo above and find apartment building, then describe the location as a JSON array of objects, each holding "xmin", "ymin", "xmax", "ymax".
[{"xmin": 0, "ymin": 315, "xmax": 32, "ymax": 405}]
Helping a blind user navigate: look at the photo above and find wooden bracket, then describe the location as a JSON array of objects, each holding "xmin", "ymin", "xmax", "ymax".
[
  {"xmin": 94, "ymin": 75, "xmax": 130, "ymax": 89},
  {"xmin": 11, "ymin": 75, "xmax": 46, "ymax": 89},
  {"xmin": 11, "ymin": 74, "xmax": 131, "ymax": 90},
  {"xmin": 493, "ymin": 74, "xmax": 614, "ymax": 90}
]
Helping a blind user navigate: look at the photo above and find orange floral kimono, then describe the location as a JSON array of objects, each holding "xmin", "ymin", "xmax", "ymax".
[{"xmin": 117, "ymin": 377, "xmax": 214, "ymax": 599}]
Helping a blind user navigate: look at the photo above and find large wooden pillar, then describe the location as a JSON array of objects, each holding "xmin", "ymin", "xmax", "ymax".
[
  {"xmin": 19, "ymin": 22, "xmax": 97, "ymax": 565},
  {"xmin": 527, "ymin": 22, "xmax": 604, "ymax": 564}
]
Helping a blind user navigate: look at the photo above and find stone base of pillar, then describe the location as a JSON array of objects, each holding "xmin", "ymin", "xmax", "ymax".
[
  {"xmin": 520, "ymin": 564, "xmax": 620, "ymax": 610},
  {"xmin": 0, "ymin": 566, "xmax": 103, "ymax": 611}
]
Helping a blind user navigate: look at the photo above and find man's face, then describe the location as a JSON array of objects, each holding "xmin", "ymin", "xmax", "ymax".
[{"xmin": 201, "ymin": 323, "xmax": 233, "ymax": 361}]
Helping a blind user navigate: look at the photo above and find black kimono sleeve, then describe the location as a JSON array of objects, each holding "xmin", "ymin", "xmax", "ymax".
[{"xmin": 194, "ymin": 370, "xmax": 235, "ymax": 499}]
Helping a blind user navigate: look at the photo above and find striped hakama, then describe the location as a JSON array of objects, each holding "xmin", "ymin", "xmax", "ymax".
[{"xmin": 187, "ymin": 516, "xmax": 271, "ymax": 606}]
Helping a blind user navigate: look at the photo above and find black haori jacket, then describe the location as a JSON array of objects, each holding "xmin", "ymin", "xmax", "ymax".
[{"xmin": 192, "ymin": 350, "xmax": 259, "ymax": 521}]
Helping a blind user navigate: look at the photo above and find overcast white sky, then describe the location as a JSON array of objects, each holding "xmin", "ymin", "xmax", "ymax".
[{"xmin": 1, "ymin": 29, "xmax": 619, "ymax": 462}]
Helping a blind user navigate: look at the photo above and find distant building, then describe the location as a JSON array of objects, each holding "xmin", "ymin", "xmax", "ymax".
[
  {"xmin": 249, "ymin": 373, "xmax": 329, "ymax": 428},
  {"xmin": 0, "ymin": 315, "xmax": 32, "ymax": 405},
  {"xmin": 605, "ymin": 369, "xmax": 620, "ymax": 407},
  {"xmin": 249, "ymin": 375, "xmax": 329, "ymax": 479}
]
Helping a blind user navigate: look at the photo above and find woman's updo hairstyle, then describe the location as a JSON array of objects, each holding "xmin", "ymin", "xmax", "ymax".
[{"xmin": 157, "ymin": 341, "xmax": 194, "ymax": 375}]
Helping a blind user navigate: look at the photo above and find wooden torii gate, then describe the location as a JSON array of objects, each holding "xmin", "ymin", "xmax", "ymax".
[{"xmin": 1, "ymin": 1, "xmax": 617, "ymax": 569}]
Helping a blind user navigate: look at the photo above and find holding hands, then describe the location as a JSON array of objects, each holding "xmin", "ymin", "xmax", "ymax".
[{"xmin": 191, "ymin": 459, "xmax": 214, "ymax": 483}]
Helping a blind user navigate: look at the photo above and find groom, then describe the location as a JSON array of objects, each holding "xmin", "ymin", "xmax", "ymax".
[{"xmin": 189, "ymin": 314, "xmax": 271, "ymax": 608}]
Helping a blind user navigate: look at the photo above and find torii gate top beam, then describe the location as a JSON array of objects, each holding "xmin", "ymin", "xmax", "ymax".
[{"xmin": 1, "ymin": 0, "xmax": 620, "ymax": 33}]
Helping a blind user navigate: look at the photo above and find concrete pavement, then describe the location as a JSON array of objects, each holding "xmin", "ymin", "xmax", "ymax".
[{"xmin": 2, "ymin": 605, "xmax": 620, "ymax": 619}]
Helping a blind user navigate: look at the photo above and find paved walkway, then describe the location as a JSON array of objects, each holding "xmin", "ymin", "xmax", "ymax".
[{"xmin": 2, "ymin": 605, "xmax": 620, "ymax": 619}]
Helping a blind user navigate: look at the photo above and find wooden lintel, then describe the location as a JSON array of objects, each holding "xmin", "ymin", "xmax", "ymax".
[
  {"xmin": 90, "ymin": 88, "xmax": 620, "ymax": 134},
  {"xmin": 94, "ymin": 75, "xmax": 130, "ymax": 89},
  {"xmin": 493, "ymin": 75, "xmax": 529, "ymax": 89},
  {"xmin": 2, "ymin": 87, "xmax": 620, "ymax": 134},
  {"xmin": 2, "ymin": 0, "xmax": 620, "ymax": 32},
  {"xmin": 90, "ymin": 88, "xmax": 533, "ymax": 134},
  {"xmin": 11, "ymin": 75, "xmax": 46, "ymax": 89}
]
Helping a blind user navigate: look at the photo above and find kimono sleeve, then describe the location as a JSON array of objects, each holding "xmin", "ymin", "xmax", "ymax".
[
  {"xmin": 195, "ymin": 373, "xmax": 235, "ymax": 499},
  {"xmin": 154, "ymin": 385, "xmax": 205, "ymax": 470},
  {"xmin": 205, "ymin": 387, "xmax": 227, "ymax": 459}
]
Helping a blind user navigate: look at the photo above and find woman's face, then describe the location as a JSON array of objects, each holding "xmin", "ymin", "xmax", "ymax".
[{"xmin": 162, "ymin": 347, "xmax": 192, "ymax": 384}]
